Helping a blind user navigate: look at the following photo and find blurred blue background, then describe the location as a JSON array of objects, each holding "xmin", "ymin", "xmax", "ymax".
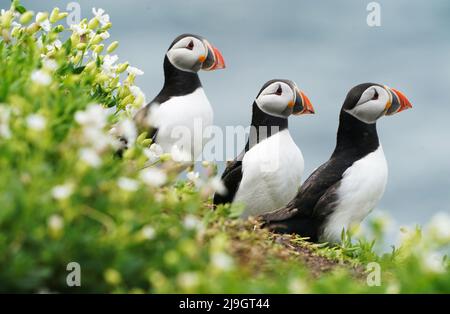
[{"xmin": 13, "ymin": 0, "xmax": 450, "ymax": 241}]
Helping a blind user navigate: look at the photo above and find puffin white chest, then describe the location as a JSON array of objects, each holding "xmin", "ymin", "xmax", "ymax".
[
  {"xmin": 154, "ymin": 88, "xmax": 213, "ymax": 159},
  {"xmin": 321, "ymin": 146, "xmax": 388, "ymax": 242},
  {"xmin": 234, "ymin": 129, "xmax": 304, "ymax": 218}
]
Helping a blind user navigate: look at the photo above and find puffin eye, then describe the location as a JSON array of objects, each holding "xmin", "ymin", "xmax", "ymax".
[
  {"xmin": 275, "ymin": 85, "xmax": 282, "ymax": 96},
  {"xmin": 186, "ymin": 40, "xmax": 194, "ymax": 50},
  {"xmin": 372, "ymin": 90, "xmax": 379, "ymax": 100}
]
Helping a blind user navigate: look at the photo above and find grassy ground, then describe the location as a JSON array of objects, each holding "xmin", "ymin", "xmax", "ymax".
[{"xmin": 0, "ymin": 1, "xmax": 449, "ymax": 293}]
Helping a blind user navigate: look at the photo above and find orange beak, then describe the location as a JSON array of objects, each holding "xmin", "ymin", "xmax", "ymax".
[
  {"xmin": 292, "ymin": 89, "xmax": 315, "ymax": 115},
  {"xmin": 386, "ymin": 87, "xmax": 413, "ymax": 115},
  {"xmin": 201, "ymin": 40, "xmax": 226, "ymax": 71},
  {"xmin": 391, "ymin": 88, "xmax": 413, "ymax": 113}
]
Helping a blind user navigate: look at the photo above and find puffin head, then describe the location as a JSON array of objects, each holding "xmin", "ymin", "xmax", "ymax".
[
  {"xmin": 343, "ymin": 83, "xmax": 412, "ymax": 124},
  {"xmin": 255, "ymin": 79, "xmax": 315, "ymax": 118},
  {"xmin": 166, "ymin": 34, "xmax": 225, "ymax": 73}
]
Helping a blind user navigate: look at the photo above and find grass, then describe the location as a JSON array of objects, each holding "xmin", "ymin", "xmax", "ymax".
[{"xmin": 0, "ymin": 1, "xmax": 449, "ymax": 293}]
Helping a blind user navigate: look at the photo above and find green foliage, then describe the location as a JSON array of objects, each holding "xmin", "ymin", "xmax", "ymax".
[{"xmin": 0, "ymin": 1, "xmax": 449, "ymax": 293}]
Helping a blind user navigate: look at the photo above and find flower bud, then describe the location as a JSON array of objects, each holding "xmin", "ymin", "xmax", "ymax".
[
  {"xmin": 53, "ymin": 25, "xmax": 64, "ymax": 33},
  {"xmin": 85, "ymin": 61, "xmax": 97, "ymax": 72},
  {"xmin": 1, "ymin": 29, "xmax": 10, "ymax": 42},
  {"xmin": 109, "ymin": 76, "xmax": 120, "ymax": 88},
  {"xmin": 120, "ymin": 94, "xmax": 135, "ymax": 108},
  {"xmin": 118, "ymin": 86, "xmax": 131, "ymax": 98},
  {"xmin": 11, "ymin": 26, "xmax": 20, "ymax": 38},
  {"xmin": 107, "ymin": 41, "xmax": 119, "ymax": 53},
  {"xmin": 1, "ymin": 11, "xmax": 13, "ymax": 29},
  {"xmin": 91, "ymin": 34, "xmax": 103, "ymax": 45},
  {"xmin": 70, "ymin": 33, "xmax": 80, "ymax": 46},
  {"xmin": 100, "ymin": 22, "xmax": 112, "ymax": 31},
  {"xmin": 116, "ymin": 62, "xmax": 129, "ymax": 74},
  {"xmin": 49, "ymin": 8, "xmax": 60, "ymax": 23},
  {"xmin": 92, "ymin": 44, "xmax": 103, "ymax": 54},
  {"xmin": 71, "ymin": 52, "xmax": 82, "ymax": 64},
  {"xmin": 58, "ymin": 12, "xmax": 68, "ymax": 20},
  {"xmin": 141, "ymin": 139, "xmax": 153, "ymax": 147},
  {"xmin": 20, "ymin": 11, "xmax": 34, "ymax": 24},
  {"xmin": 95, "ymin": 73, "xmax": 110, "ymax": 84},
  {"xmin": 26, "ymin": 22, "xmax": 39, "ymax": 35},
  {"xmin": 36, "ymin": 12, "xmax": 48, "ymax": 23},
  {"xmin": 76, "ymin": 43, "xmax": 87, "ymax": 50},
  {"xmin": 88, "ymin": 17, "xmax": 99, "ymax": 30}
]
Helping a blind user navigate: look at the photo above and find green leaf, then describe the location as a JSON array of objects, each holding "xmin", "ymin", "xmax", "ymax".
[
  {"xmin": 15, "ymin": 5, "xmax": 26, "ymax": 14},
  {"xmin": 72, "ymin": 66, "xmax": 86, "ymax": 74}
]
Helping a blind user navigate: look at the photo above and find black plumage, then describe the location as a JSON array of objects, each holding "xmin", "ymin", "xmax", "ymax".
[
  {"xmin": 213, "ymin": 80, "xmax": 291, "ymax": 206},
  {"xmin": 261, "ymin": 83, "xmax": 382, "ymax": 242}
]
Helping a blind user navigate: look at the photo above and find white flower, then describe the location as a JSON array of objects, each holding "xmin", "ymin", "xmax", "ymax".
[
  {"xmin": 101, "ymin": 54, "xmax": 118, "ymax": 77},
  {"xmin": 427, "ymin": 212, "xmax": 450, "ymax": 241},
  {"xmin": 141, "ymin": 225, "xmax": 156, "ymax": 240},
  {"xmin": 52, "ymin": 183, "xmax": 74, "ymax": 200},
  {"xmin": 46, "ymin": 40, "xmax": 62, "ymax": 54},
  {"xmin": 115, "ymin": 118, "xmax": 137, "ymax": 146},
  {"xmin": 92, "ymin": 8, "xmax": 110, "ymax": 26},
  {"xmin": 187, "ymin": 171, "xmax": 201, "ymax": 186},
  {"xmin": 75, "ymin": 104, "xmax": 109, "ymax": 128},
  {"xmin": 40, "ymin": 20, "xmax": 51, "ymax": 32},
  {"xmin": 129, "ymin": 85, "xmax": 145, "ymax": 100},
  {"xmin": 42, "ymin": 58, "xmax": 58, "ymax": 71},
  {"xmin": 183, "ymin": 214, "xmax": 202, "ymax": 230},
  {"xmin": 79, "ymin": 148, "xmax": 102, "ymax": 168},
  {"xmin": 117, "ymin": 177, "xmax": 139, "ymax": 192},
  {"xmin": 144, "ymin": 143, "xmax": 163, "ymax": 163},
  {"xmin": 48, "ymin": 214, "xmax": 64, "ymax": 232},
  {"xmin": 211, "ymin": 252, "xmax": 233, "ymax": 271},
  {"xmin": 99, "ymin": 31, "xmax": 110, "ymax": 40},
  {"xmin": 70, "ymin": 23, "xmax": 92, "ymax": 36},
  {"xmin": 0, "ymin": 106, "xmax": 12, "ymax": 139},
  {"xmin": 36, "ymin": 13, "xmax": 51, "ymax": 32},
  {"xmin": 421, "ymin": 251, "xmax": 446, "ymax": 274},
  {"xmin": 31, "ymin": 70, "xmax": 51, "ymax": 86},
  {"xmin": 127, "ymin": 66, "xmax": 144, "ymax": 76},
  {"xmin": 139, "ymin": 168, "xmax": 167, "ymax": 187},
  {"xmin": 129, "ymin": 86, "xmax": 146, "ymax": 108},
  {"xmin": 26, "ymin": 114, "xmax": 46, "ymax": 131}
]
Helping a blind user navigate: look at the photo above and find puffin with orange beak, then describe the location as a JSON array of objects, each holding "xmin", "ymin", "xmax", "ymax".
[
  {"xmin": 214, "ymin": 79, "xmax": 315, "ymax": 218},
  {"xmin": 261, "ymin": 83, "xmax": 412, "ymax": 243},
  {"xmin": 134, "ymin": 34, "xmax": 225, "ymax": 160}
]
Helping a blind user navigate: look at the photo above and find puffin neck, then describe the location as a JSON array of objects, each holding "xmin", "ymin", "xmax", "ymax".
[
  {"xmin": 332, "ymin": 110, "xmax": 380, "ymax": 157},
  {"xmin": 161, "ymin": 56, "xmax": 202, "ymax": 97},
  {"xmin": 245, "ymin": 102, "xmax": 288, "ymax": 151}
]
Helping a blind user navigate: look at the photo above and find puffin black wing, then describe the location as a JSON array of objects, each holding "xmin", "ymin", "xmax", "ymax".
[
  {"xmin": 260, "ymin": 156, "xmax": 350, "ymax": 240},
  {"xmin": 213, "ymin": 159, "xmax": 243, "ymax": 206}
]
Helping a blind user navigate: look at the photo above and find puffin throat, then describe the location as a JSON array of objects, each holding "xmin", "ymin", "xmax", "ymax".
[{"xmin": 162, "ymin": 56, "xmax": 202, "ymax": 97}]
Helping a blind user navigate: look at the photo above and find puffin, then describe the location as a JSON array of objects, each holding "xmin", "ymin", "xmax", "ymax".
[
  {"xmin": 213, "ymin": 79, "xmax": 315, "ymax": 218},
  {"xmin": 134, "ymin": 34, "xmax": 225, "ymax": 161},
  {"xmin": 260, "ymin": 83, "xmax": 412, "ymax": 243}
]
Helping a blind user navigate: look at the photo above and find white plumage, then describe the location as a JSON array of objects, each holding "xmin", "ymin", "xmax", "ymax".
[
  {"xmin": 152, "ymin": 87, "xmax": 213, "ymax": 160},
  {"xmin": 234, "ymin": 129, "xmax": 304, "ymax": 218},
  {"xmin": 321, "ymin": 145, "xmax": 388, "ymax": 242}
]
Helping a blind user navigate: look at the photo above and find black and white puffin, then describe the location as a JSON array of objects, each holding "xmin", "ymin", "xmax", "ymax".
[
  {"xmin": 261, "ymin": 83, "xmax": 412, "ymax": 243},
  {"xmin": 134, "ymin": 34, "xmax": 225, "ymax": 160},
  {"xmin": 213, "ymin": 79, "xmax": 315, "ymax": 218}
]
